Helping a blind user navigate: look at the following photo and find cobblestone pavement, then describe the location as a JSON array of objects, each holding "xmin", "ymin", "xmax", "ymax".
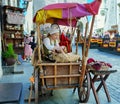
[
  {"xmin": 76, "ymin": 47, "xmax": 120, "ymax": 104},
  {"xmin": 89, "ymin": 49, "xmax": 120, "ymax": 103},
  {"xmin": 0, "ymin": 46, "xmax": 120, "ymax": 104}
]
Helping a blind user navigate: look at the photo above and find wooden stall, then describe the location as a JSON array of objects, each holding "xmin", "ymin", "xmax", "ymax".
[{"xmin": 31, "ymin": 0, "xmax": 102, "ymax": 104}]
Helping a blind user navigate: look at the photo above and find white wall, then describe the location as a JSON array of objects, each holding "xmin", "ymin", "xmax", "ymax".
[
  {"xmin": 117, "ymin": 1, "xmax": 120, "ymax": 33},
  {"xmin": 24, "ymin": 1, "xmax": 33, "ymax": 34},
  {"xmin": 104, "ymin": 0, "xmax": 117, "ymax": 32},
  {"xmin": 2, "ymin": 0, "xmax": 17, "ymax": 7}
]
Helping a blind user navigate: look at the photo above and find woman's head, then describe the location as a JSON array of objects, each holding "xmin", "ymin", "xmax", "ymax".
[
  {"xmin": 31, "ymin": 30, "xmax": 35, "ymax": 36},
  {"xmin": 49, "ymin": 27, "xmax": 60, "ymax": 40}
]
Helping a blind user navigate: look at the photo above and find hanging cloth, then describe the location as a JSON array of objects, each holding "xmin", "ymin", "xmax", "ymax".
[{"xmin": 59, "ymin": 32, "xmax": 71, "ymax": 52}]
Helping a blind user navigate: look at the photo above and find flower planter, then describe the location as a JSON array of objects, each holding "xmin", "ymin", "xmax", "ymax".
[
  {"xmin": 2, "ymin": 63, "xmax": 16, "ymax": 75},
  {"xmin": 5, "ymin": 58, "xmax": 16, "ymax": 66}
]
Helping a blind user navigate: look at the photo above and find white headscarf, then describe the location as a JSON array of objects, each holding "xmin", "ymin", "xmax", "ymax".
[{"xmin": 48, "ymin": 27, "xmax": 59, "ymax": 35}]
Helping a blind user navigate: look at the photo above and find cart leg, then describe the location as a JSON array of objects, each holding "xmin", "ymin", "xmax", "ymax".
[
  {"xmin": 73, "ymin": 87, "xmax": 77, "ymax": 93},
  {"xmin": 91, "ymin": 80, "xmax": 100, "ymax": 104},
  {"xmin": 96, "ymin": 75, "xmax": 109, "ymax": 92},
  {"xmin": 28, "ymin": 83, "xmax": 33, "ymax": 104},
  {"xmin": 100, "ymin": 75, "xmax": 111, "ymax": 102},
  {"xmin": 50, "ymin": 90, "xmax": 54, "ymax": 96},
  {"xmin": 78, "ymin": 72, "xmax": 90, "ymax": 103},
  {"xmin": 35, "ymin": 68, "xmax": 39, "ymax": 104}
]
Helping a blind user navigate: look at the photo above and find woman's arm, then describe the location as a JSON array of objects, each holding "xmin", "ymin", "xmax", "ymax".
[
  {"xmin": 43, "ymin": 37, "xmax": 65, "ymax": 53},
  {"xmin": 43, "ymin": 38, "xmax": 54, "ymax": 50}
]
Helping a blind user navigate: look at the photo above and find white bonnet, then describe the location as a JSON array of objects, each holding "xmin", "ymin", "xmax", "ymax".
[{"xmin": 48, "ymin": 27, "xmax": 59, "ymax": 35}]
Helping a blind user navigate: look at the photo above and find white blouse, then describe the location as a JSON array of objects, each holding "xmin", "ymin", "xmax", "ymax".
[{"xmin": 43, "ymin": 37, "xmax": 59, "ymax": 50}]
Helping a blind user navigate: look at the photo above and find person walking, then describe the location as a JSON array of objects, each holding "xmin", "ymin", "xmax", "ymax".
[
  {"xmin": 29, "ymin": 30, "xmax": 36, "ymax": 51},
  {"xmin": 24, "ymin": 34, "xmax": 33, "ymax": 62}
]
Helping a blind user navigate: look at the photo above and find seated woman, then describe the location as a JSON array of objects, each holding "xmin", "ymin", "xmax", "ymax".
[
  {"xmin": 43, "ymin": 27, "xmax": 65, "ymax": 60},
  {"xmin": 51, "ymin": 23, "xmax": 71, "ymax": 52}
]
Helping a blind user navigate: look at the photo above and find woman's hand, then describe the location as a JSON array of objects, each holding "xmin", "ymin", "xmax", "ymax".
[
  {"xmin": 53, "ymin": 46, "xmax": 63, "ymax": 53},
  {"xmin": 53, "ymin": 46, "xmax": 67, "ymax": 53},
  {"xmin": 61, "ymin": 46, "xmax": 65, "ymax": 50},
  {"xmin": 61, "ymin": 46, "xmax": 67, "ymax": 53}
]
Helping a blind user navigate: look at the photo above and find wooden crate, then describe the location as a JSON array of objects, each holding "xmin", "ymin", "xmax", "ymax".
[{"xmin": 38, "ymin": 62, "xmax": 81, "ymax": 87}]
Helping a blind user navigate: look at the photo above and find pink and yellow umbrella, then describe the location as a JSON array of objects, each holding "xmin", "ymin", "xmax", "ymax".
[{"xmin": 33, "ymin": 0, "xmax": 101, "ymax": 26}]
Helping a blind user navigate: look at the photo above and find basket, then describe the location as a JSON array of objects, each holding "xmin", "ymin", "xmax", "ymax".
[
  {"xmin": 53, "ymin": 52, "xmax": 80, "ymax": 63},
  {"xmin": 87, "ymin": 64, "xmax": 109, "ymax": 71}
]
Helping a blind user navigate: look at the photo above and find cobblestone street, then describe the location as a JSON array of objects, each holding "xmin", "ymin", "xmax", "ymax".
[
  {"xmin": 93, "ymin": 50, "xmax": 120, "ymax": 103},
  {"xmin": 73, "ymin": 46, "xmax": 120, "ymax": 104}
]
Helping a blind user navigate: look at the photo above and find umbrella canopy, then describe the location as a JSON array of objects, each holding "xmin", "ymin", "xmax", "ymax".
[{"xmin": 33, "ymin": 0, "xmax": 101, "ymax": 26}]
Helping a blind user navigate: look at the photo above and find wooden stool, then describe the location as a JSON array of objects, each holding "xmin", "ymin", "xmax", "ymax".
[{"xmin": 89, "ymin": 70, "xmax": 117, "ymax": 104}]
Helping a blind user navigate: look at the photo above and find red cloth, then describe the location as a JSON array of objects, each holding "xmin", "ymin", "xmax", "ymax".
[
  {"xmin": 84, "ymin": 0, "xmax": 102, "ymax": 15},
  {"xmin": 87, "ymin": 58, "xmax": 95, "ymax": 64},
  {"xmin": 87, "ymin": 58, "xmax": 112, "ymax": 71},
  {"xmin": 59, "ymin": 32, "xmax": 71, "ymax": 52}
]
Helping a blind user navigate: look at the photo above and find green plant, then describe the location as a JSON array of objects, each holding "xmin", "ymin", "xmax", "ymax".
[{"xmin": 2, "ymin": 43, "xmax": 17, "ymax": 59}]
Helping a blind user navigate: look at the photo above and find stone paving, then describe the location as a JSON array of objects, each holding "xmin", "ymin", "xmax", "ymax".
[
  {"xmin": 0, "ymin": 46, "xmax": 120, "ymax": 104},
  {"xmin": 87, "ymin": 49, "xmax": 120, "ymax": 104}
]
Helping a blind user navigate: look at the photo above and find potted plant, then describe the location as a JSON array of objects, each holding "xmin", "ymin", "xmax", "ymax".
[{"xmin": 2, "ymin": 43, "xmax": 17, "ymax": 66}]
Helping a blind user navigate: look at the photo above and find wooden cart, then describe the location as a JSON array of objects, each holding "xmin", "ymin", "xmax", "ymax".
[{"xmin": 32, "ymin": 0, "xmax": 102, "ymax": 104}]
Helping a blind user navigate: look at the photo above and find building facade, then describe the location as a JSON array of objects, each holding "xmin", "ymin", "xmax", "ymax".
[
  {"xmin": 95, "ymin": 0, "xmax": 120, "ymax": 35},
  {"xmin": 0, "ymin": 0, "xmax": 31, "ymax": 77},
  {"xmin": 117, "ymin": 1, "xmax": 120, "ymax": 34},
  {"xmin": 0, "ymin": 0, "xmax": 20, "ymax": 77}
]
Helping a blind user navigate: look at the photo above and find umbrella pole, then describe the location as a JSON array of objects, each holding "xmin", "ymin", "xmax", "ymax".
[
  {"xmin": 82, "ymin": 21, "xmax": 88, "ymax": 57},
  {"xmin": 80, "ymin": 15, "xmax": 95, "ymax": 87},
  {"xmin": 79, "ymin": 21, "xmax": 88, "ymax": 87},
  {"xmin": 76, "ymin": 26, "xmax": 80, "ymax": 54},
  {"xmin": 70, "ymin": 27, "xmax": 76, "ymax": 52},
  {"xmin": 36, "ymin": 24, "xmax": 42, "ymax": 63},
  {"xmin": 70, "ymin": 27, "xmax": 76, "ymax": 43},
  {"xmin": 85, "ymin": 15, "xmax": 95, "ymax": 56}
]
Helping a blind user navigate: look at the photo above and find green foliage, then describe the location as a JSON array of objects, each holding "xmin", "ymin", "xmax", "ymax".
[{"xmin": 2, "ymin": 43, "xmax": 17, "ymax": 59}]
